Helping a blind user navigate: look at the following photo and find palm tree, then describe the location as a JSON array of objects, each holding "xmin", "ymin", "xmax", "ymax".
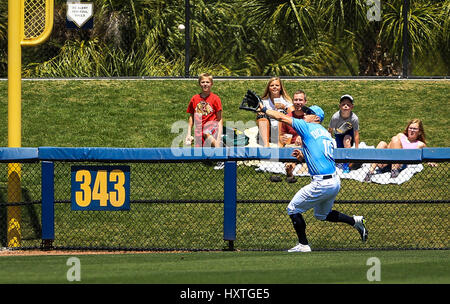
[
  {"xmin": 25, "ymin": 0, "xmax": 187, "ymax": 76},
  {"xmin": 319, "ymin": 0, "xmax": 444, "ymax": 76},
  {"xmin": 5, "ymin": 0, "xmax": 447, "ymax": 77},
  {"xmin": 232, "ymin": 0, "xmax": 325, "ymax": 76},
  {"xmin": 0, "ymin": 1, "xmax": 8, "ymax": 77},
  {"xmin": 436, "ymin": 0, "xmax": 450, "ymax": 74},
  {"xmin": 379, "ymin": 0, "xmax": 443, "ymax": 75}
]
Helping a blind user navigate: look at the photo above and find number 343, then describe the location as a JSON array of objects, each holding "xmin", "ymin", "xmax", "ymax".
[{"xmin": 71, "ymin": 166, "xmax": 130, "ymax": 210}]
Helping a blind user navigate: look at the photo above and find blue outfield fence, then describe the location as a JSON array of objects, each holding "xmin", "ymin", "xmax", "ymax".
[
  {"xmin": 1, "ymin": 146, "xmax": 446, "ymax": 161},
  {"xmin": 0, "ymin": 147, "xmax": 449, "ymax": 251}
]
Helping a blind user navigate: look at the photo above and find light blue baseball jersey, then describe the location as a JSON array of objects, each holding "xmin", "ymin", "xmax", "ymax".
[{"xmin": 292, "ymin": 118, "xmax": 336, "ymax": 175}]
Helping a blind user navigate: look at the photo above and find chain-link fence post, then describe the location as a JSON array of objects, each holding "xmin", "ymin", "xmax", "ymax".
[
  {"xmin": 223, "ymin": 161, "xmax": 237, "ymax": 251},
  {"xmin": 41, "ymin": 161, "xmax": 54, "ymax": 250}
]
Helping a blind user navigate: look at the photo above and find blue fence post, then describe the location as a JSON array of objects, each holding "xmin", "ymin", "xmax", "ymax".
[
  {"xmin": 223, "ymin": 160, "xmax": 237, "ymax": 250},
  {"xmin": 41, "ymin": 161, "xmax": 54, "ymax": 249}
]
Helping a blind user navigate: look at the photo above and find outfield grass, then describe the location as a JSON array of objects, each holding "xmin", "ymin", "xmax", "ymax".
[
  {"xmin": 0, "ymin": 250, "xmax": 448, "ymax": 284},
  {"xmin": 0, "ymin": 79, "xmax": 449, "ymax": 147}
]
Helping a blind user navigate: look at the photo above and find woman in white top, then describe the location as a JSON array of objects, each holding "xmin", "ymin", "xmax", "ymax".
[{"xmin": 256, "ymin": 77, "xmax": 294, "ymax": 147}]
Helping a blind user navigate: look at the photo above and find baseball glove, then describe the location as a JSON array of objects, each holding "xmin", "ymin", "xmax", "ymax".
[
  {"xmin": 335, "ymin": 121, "xmax": 353, "ymax": 134},
  {"xmin": 239, "ymin": 90, "xmax": 262, "ymax": 112}
]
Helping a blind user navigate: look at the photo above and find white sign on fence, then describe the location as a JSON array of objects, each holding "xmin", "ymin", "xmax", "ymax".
[{"xmin": 67, "ymin": 2, "xmax": 94, "ymax": 28}]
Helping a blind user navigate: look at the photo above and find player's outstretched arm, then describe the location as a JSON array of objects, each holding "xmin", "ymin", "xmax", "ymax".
[{"xmin": 258, "ymin": 103, "xmax": 293, "ymax": 126}]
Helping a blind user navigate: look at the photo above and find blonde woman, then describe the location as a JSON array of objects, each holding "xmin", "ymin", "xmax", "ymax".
[{"xmin": 256, "ymin": 77, "xmax": 294, "ymax": 147}]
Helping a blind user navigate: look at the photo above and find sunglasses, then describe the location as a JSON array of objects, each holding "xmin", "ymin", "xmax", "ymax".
[{"xmin": 301, "ymin": 106, "xmax": 316, "ymax": 116}]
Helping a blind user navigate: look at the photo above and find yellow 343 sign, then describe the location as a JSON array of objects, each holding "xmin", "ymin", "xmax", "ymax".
[{"xmin": 71, "ymin": 166, "xmax": 130, "ymax": 210}]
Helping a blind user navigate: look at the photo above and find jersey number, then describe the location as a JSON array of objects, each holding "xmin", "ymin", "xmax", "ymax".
[{"xmin": 323, "ymin": 139, "xmax": 334, "ymax": 159}]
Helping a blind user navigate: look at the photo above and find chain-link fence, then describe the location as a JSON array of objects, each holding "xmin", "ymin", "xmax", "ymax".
[
  {"xmin": 1, "ymin": 150, "xmax": 449, "ymax": 251},
  {"xmin": 235, "ymin": 160, "xmax": 449, "ymax": 250},
  {"xmin": 0, "ymin": 161, "xmax": 42, "ymax": 248}
]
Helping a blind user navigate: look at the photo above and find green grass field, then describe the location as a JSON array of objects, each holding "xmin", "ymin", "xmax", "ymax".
[
  {"xmin": 0, "ymin": 250, "xmax": 449, "ymax": 284},
  {"xmin": 0, "ymin": 79, "xmax": 449, "ymax": 147}
]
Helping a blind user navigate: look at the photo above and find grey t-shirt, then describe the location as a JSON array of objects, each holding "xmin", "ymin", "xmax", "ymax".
[{"xmin": 328, "ymin": 111, "xmax": 359, "ymax": 135}]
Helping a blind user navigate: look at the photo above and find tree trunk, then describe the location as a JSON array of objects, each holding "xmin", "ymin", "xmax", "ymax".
[{"xmin": 359, "ymin": 40, "xmax": 401, "ymax": 76}]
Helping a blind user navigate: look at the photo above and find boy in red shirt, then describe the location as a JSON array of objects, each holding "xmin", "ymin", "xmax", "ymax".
[{"xmin": 185, "ymin": 73, "xmax": 223, "ymax": 147}]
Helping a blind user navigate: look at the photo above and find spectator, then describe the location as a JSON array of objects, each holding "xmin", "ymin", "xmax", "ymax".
[
  {"xmin": 271, "ymin": 90, "xmax": 308, "ymax": 183},
  {"xmin": 185, "ymin": 73, "xmax": 223, "ymax": 147},
  {"xmin": 256, "ymin": 77, "xmax": 293, "ymax": 147},
  {"xmin": 328, "ymin": 94, "xmax": 360, "ymax": 173},
  {"xmin": 279, "ymin": 90, "xmax": 307, "ymax": 147},
  {"xmin": 364, "ymin": 118, "xmax": 429, "ymax": 181}
]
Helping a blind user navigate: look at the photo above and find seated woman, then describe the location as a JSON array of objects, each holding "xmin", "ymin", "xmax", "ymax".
[
  {"xmin": 364, "ymin": 118, "xmax": 428, "ymax": 181},
  {"xmin": 256, "ymin": 77, "xmax": 294, "ymax": 147}
]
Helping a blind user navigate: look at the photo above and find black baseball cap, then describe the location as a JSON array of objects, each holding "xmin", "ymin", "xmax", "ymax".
[{"xmin": 340, "ymin": 94, "xmax": 354, "ymax": 104}]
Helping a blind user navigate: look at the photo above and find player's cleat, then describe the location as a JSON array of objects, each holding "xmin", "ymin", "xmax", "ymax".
[
  {"xmin": 353, "ymin": 216, "xmax": 368, "ymax": 242},
  {"xmin": 287, "ymin": 243, "xmax": 312, "ymax": 252}
]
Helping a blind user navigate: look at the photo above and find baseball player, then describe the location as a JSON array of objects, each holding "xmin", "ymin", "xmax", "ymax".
[{"xmin": 258, "ymin": 103, "xmax": 368, "ymax": 252}]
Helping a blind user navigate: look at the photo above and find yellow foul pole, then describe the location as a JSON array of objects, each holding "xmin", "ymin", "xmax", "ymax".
[
  {"xmin": 7, "ymin": 0, "xmax": 23, "ymax": 248},
  {"xmin": 7, "ymin": 0, "xmax": 54, "ymax": 247},
  {"xmin": 8, "ymin": 0, "xmax": 21, "ymax": 149}
]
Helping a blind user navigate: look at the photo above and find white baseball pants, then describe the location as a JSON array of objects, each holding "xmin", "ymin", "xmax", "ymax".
[{"xmin": 287, "ymin": 173, "xmax": 341, "ymax": 220}]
